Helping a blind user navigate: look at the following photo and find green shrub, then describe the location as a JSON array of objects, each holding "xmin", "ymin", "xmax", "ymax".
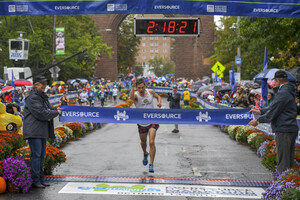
[
  {"xmin": 228, "ymin": 125, "xmax": 242, "ymax": 139},
  {"xmin": 224, "ymin": 125, "xmax": 229, "ymax": 133},
  {"xmin": 281, "ymin": 188, "xmax": 300, "ymax": 200},
  {"xmin": 253, "ymin": 134, "xmax": 274, "ymax": 150},
  {"xmin": 235, "ymin": 126, "xmax": 254, "ymax": 143},
  {"xmin": 262, "ymin": 152, "xmax": 277, "ymax": 172}
]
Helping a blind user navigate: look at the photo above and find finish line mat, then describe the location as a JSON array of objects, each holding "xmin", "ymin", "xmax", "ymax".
[
  {"xmin": 45, "ymin": 175, "xmax": 271, "ymax": 187},
  {"xmin": 59, "ymin": 182, "xmax": 265, "ymax": 199}
]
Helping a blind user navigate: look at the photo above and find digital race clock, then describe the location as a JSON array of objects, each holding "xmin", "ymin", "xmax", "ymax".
[{"xmin": 134, "ymin": 18, "xmax": 200, "ymax": 37}]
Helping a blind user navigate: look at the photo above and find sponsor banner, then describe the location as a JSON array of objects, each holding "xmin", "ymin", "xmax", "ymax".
[
  {"xmin": 1, "ymin": 0, "xmax": 299, "ymax": 18},
  {"xmin": 199, "ymin": 98, "xmax": 300, "ymax": 146},
  {"xmin": 59, "ymin": 182, "xmax": 264, "ymax": 199},
  {"xmin": 59, "ymin": 105, "xmax": 253, "ymax": 125},
  {"xmin": 56, "ymin": 27, "xmax": 65, "ymax": 55}
]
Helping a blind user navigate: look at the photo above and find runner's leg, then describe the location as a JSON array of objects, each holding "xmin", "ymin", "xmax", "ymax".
[
  {"xmin": 148, "ymin": 128, "xmax": 156, "ymax": 164},
  {"xmin": 139, "ymin": 132, "xmax": 148, "ymax": 155}
]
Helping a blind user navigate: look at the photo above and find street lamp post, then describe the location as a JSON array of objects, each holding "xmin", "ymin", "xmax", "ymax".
[{"xmin": 236, "ymin": 16, "xmax": 241, "ymax": 74}]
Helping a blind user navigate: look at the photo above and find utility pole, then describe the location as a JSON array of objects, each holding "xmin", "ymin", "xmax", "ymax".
[
  {"xmin": 52, "ymin": 15, "xmax": 57, "ymax": 81},
  {"xmin": 236, "ymin": 16, "xmax": 241, "ymax": 74}
]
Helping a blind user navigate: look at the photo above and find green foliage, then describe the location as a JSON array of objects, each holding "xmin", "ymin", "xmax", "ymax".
[
  {"xmin": 148, "ymin": 55, "xmax": 175, "ymax": 77},
  {"xmin": 224, "ymin": 125, "xmax": 229, "ymax": 133},
  {"xmin": 117, "ymin": 15, "xmax": 141, "ymax": 75},
  {"xmin": 262, "ymin": 152, "xmax": 277, "ymax": 172},
  {"xmin": 0, "ymin": 15, "xmax": 112, "ymax": 80},
  {"xmin": 235, "ymin": 126, "xmax": 254, "ymax": 143},
  {"xmin": 281, "ymin": 188, "xmax": 300, "ymax": 200},
  {"xmin": 212, "ymin": 16, "xmax": 300, "ymax": 80},
  {"xmin": 227, "ymin": 125, "xmax": 241, "ymax": 139}
]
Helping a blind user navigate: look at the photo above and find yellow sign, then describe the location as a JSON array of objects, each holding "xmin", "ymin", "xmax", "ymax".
[
  {"xmin": 218, "ymin": 73, "xmax": 223, "ymax": 78},
  {"xmin": 211, "ymin": 61, "xmax": 226, "ymax": 74}
]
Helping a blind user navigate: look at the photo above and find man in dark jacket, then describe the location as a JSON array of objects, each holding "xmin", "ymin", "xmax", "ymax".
[
  {"xmin": 249, "ymin": 70, "xmax": 299, "ymax": 174},
  {"xmin": 23, "ymin": 76, "xmax": 61, "ymax": 188},
  {"xmin": 167, "ymin": 85, "xmax": 181, "ymax": 133}
]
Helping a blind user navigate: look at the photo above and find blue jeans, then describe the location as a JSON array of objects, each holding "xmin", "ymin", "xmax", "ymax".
[{"xmin": 28, "ymin": 138, "xmax": 47, "ymax": 185}]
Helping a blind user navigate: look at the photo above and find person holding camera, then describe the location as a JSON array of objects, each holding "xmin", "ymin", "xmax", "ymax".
[{"xmin": 167, "ymin": 85, "xmax": 181, "ymax": 133}]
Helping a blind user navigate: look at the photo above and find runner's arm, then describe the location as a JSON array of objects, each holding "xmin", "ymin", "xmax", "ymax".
[
  {"xmin": 130, "ymin": 86, "xmax": 138, "ymax": 105},
  {"xmin": 149, "ymin": 90, "xmax": 162, "ymax": 108}
]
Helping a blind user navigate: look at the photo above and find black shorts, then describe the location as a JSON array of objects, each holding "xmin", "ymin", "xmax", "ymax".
[{"xmin": 137, "ymin": 124, "xmax": 159, "ymax": 134}]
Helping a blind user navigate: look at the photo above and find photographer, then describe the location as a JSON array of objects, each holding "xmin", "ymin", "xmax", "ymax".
[{"xmin": 167, "ymin": 85, "xmax": 181, "ymax": 133}]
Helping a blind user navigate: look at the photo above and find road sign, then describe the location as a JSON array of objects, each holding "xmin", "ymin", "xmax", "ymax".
[
  {"xmin": 235, "ymin": 57, "xmax": 241, "ymax": 65},
  {"xmin": 211, "ymin": 61, "xmax": 226, "ymax": 75},
  {"xmin": 49, "ymin": 66, "xmax": 60, "ymax": 74},
  {"xmin": 51, "ymin": 73, "xmax": 58, "ymax": 78},
  {"xmin": 212, "ymin": 72, "xmax": 223, "ymax": 79}
]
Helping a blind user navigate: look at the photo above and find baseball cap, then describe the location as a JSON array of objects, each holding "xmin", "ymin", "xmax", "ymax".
[
  {"xmin": 274, "ymin": 70, "xmax": 288, "ymax": 79},
  {"xmin": 33, "ymin": 76, "xmax": 48, "ymax": 84}
]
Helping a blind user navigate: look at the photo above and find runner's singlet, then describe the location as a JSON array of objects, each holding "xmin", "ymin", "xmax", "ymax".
[{"xmin": 135, "ymin": 89, "xmax": 154, "ymax": 127}]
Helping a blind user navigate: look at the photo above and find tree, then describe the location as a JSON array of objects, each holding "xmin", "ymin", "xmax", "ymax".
[
  {"xmin": 0, "ymin": 15, "xmax": 112, "ymax": 81},
  {"xmin": 117, "ymin": 15, "xmax": 141, "ymax": 75},
  {"xmin": 148, "ymin": 56, "xmax": 174, "ymax": 77},
  {"xmin": 211, "ymin": 16, "xmax": 300, "ymax": 81}
]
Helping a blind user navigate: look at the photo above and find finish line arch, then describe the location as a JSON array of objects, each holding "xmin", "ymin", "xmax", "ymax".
[{"xmin": 1, "ymin": 1, "xmax": 299, "ymax": 81}]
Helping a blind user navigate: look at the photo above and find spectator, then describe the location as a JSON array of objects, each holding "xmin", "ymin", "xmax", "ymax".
[
  {"xmin": 248, "ymin": 93, "xmax": 255, "ymax": 108},
  {"xmin": 4, "ymin": 92, "xmax": 12, "ymax": 103},
  {"xmin": 183, "ymin": 88, "xmax": 190, "ymax": 106},
  {"xmin": 237, "ymin": 95, "xmax": 249, "ymax": 108},
  {"xmin": 254, "ymin": 93, "xmax": 262, "ymax": 109},
  {"xmin": 60, "ymin": 92, "xmax": 69, "ymax": 106},
  {"xmin": 249, "ymin": 70, "xmax": 299, "ymax": 174},
  {"xmin": 167, "ymin": 85, "xmax": 181, "ymax": 133},
  {"xmin": 296, "ymin": 95, "xmax": 300, "ymax": 115},
  {"xmin": 23, "ymin": 76, "xmax": 61, "ymax": 188},
  {"xmin": 221, "ymin": 94, "xmax": 231, "ymax": 105}
]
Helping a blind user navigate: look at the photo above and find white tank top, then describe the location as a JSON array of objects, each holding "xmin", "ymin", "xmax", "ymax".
[
  {"xmin": 135, "ymin": 89, "xmax": 154, "ymax": 109},
  {"xmin": 135, "ymin": 89, "xmax": 154, "ymax": 127}
]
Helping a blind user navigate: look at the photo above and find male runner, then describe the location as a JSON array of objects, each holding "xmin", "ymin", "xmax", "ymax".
[{"xmin": 130, "ymin": 77, "xmax": 162, "ymax": 173}]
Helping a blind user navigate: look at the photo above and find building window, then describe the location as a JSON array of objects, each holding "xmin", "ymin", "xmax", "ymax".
[
  {"xmin": 155, "ymin": 49, "xmax": 159, "ymax": 53},
  {"xmin": 150, "ymin": 43, "xmax": 153, "ymax": 46},
  {"xmin": 150, "ymin": 55, "xmax": 154, "ymax": 59},
  {"xmin": 163, "ymin": 37, "xmax": 167, "ymax": 40},
  {"xmin": 155, "ymin": 42, "xmax": 158, "ymax": 46},
  {"xmin": 163, "ymin": 49, "xmax": 166, "ymax": 53},
  {"xmin": 150, "ymin": 49, "xmax": 154, "ymax": 53},
  {"xmin": 142, "ymin": 37, "xmax": 146, "ymax": 40},
  {"xmin": 150, "ymin": 37, "xmax": 154, "ymax": 40},
  {"xmin": 142, "ymin": 49, "xmax": 146, "ymax": 53},
  {"xmin": 142, "ymin": 43, "xmax": 145, "ymax": 47},
  {"xmin": 163, "ymin": 42, "xmax": 167, "ymax": 46},
  {"xmin": 155, "ymin": 37, "xmax": 158, "ymax": 40}
]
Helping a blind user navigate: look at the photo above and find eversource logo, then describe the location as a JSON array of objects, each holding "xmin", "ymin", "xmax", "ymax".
[{"xmin": 59, "ymin": 182, "xmax": 264, "ymax": 198}]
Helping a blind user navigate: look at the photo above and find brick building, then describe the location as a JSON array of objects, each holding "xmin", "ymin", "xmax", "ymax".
[{"xmin": 91, "ymin": 14, "xmax": 214, "ymax": 81}]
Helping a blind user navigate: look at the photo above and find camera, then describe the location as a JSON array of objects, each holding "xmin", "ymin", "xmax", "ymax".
[{"xmin": 168, "ymin": 92, "xmax": 172, "ymax": 97}]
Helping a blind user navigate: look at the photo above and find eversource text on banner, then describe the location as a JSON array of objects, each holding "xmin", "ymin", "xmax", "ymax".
[{"xmin": 59, "ymin": 106, "xmax": 254, "ymax": 125}]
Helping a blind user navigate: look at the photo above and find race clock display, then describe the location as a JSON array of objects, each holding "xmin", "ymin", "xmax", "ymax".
[{"xmin": 134, "ymin": 18, "xmax": 200, "ymax": 37}]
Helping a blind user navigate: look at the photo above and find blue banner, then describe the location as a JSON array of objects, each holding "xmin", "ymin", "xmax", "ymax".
[
  {"xmin": 59, "ymin": 106, "xmax": 254, "ymax": 125},
  {"xmin": 1, "ymin": 0, "xmax": 299, "ymax": 18}
]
